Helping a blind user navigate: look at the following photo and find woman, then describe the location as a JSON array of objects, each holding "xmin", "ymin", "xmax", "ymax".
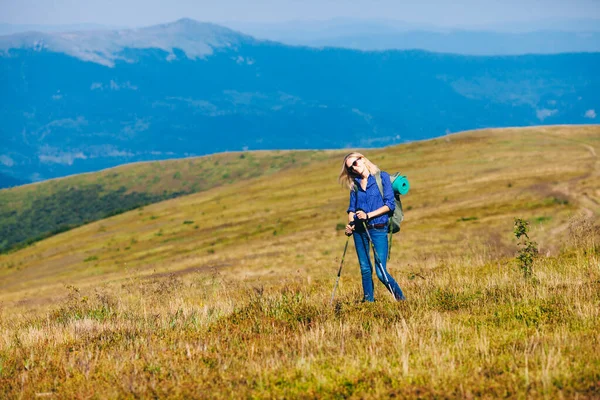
[{"xmin": 339, "ymin": 152, "xmax": 406, "ymax": 302}]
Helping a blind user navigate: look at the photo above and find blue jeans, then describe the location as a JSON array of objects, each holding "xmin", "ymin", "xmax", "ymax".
[{"xmin": 353, "ymin": 227, "xmax": 406, "ymax": 302}]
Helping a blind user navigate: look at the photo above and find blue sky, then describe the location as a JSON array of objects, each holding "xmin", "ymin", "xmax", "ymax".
[{"xmin": 1, "ymin": 0, "xmax": 599, "ymax": 27}]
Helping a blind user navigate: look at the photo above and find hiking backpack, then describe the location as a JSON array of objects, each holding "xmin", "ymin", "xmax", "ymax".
[
  {"xmin": 374, "ymin": 171, "xmax": 410, "ymax": 259},
  {"xmin": 373, "ymin": 171, "xmax": 408, "ymax": 233}
]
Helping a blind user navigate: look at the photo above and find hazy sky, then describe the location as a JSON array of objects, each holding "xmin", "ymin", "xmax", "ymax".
[{"xmin": 1, "ymin": 0, "xmax": 599, "ymax": 27}]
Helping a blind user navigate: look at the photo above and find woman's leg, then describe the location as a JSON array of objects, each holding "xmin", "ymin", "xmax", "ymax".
[
  {"xmin": 370, "ymin": 228, "xmax": 406, "ymax": 301},
  {"xmin": 353, "ymin": 230, "xmax": 375, "ymax": 302}
]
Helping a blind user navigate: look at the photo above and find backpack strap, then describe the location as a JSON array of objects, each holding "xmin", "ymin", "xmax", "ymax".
[
  {"xmin": 374, "ymin": 171, "xmax": 384, "ymax": 198},
  {"xmin": 375, "ymin": 171, "xmax": 396, "ymax": 260}
]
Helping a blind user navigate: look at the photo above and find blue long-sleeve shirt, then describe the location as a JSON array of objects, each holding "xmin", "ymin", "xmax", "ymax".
[{"xmin": 347, "ymin": 171, "xmax": 395, "ymax": 226}]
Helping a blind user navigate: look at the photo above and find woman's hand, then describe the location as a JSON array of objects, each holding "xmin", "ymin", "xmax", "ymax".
[
  {"xmin": 345, "ymin": 223, "xmax": 355, "ymax": 236},
  {"xmin": 355, "ymin": 210, "xmax": 369, "ymax": 220}
]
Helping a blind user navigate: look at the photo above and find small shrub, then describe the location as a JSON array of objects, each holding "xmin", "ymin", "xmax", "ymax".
[{"xmin": 514, "ymin": 218, "xmax": 538, "ymax": 278}]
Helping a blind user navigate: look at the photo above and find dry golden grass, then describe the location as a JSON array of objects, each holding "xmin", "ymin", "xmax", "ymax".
[{"xmin": 0, "ymin": 125, "xmax": 599, "ymax": 398}]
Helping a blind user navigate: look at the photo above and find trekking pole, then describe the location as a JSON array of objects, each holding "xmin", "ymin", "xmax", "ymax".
[
  {"xmin": 330, "ymin": 234, "xmax": 351, "ymax": 305},
  {"xmin": 361, "ymin": 220, "xmax": 396, "ymax": 300}
]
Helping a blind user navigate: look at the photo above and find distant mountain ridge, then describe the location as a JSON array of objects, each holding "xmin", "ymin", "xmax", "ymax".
[
  {"xmin": 0, "ymin": 18, "xmax": 255, "ymax": 66},
  {"xmin": 0, "ymin": 172, "xmax": 26, "ymax": 188},
  {"xmin": 280, "ymin": 30, "xmax": 600, "ymax": 55},
  {"xmin": 0, "ymin": 19, "xmax": 599, "ymax": 185},
  {"xmin": 3, "ymin": 17, "xmax": 600, "ymax": 61},
  {"xmin": 226, "ymin": 18, "xmax": 600, "ymax": 55},
  {"xmin": 0, "ymin": 22, "xmax": 126, "ymax": 35}
]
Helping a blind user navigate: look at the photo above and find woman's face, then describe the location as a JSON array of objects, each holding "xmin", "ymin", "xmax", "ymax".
[{"xmin": 346, "ymin": 156, "xmax": 365, "ymax": 175}]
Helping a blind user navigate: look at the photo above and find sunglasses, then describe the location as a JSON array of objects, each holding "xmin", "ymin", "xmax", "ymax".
[{"xmin": 346, "ymin": 157, "xmax": 362, "ymax": 172}]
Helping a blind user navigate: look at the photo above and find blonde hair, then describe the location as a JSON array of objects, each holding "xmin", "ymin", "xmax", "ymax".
[{"xmin": 338, "ymin": 152, "xmax": 380, "ymax": 190}]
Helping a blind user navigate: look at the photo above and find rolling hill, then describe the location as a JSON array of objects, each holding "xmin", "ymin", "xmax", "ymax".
[
  {"xmin": 1, "ymin": 124, "xmax": 598, "ymax": 305},
  {"xmin": 0, "ymin": 125, "xmax": 599, "ymax": 397},
  {"xmin": 1, "ymin": 19, "xmax": 599, "ymax": 185},
  {"xmin": 0, "ymin": 150, "xmax": 329, "ymax": 253}
]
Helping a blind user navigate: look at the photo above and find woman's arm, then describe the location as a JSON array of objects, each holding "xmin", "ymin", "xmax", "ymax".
[
  {"xmin": 362, "ymin": 205, "xmax": 390, "ymax": 220},
  {"xmin": 348, "ymin": 211, "xmax": 356, "ymax": 223},
  {"xmin": 346, "ymin": 188, "xmax": 357, "ymax": 234},
  {"xmin": 346, "ymin": 186, "xmax": 357, "ymax": 219}
]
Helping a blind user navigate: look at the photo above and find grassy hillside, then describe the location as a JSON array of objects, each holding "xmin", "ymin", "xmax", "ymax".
[
  {"xmin": 0, "ymin": 125, "xmax": 599, "ymax": 398},
  {"xmin": 0, "ymin": 150, "xmax": 329, "ymax": 253}
]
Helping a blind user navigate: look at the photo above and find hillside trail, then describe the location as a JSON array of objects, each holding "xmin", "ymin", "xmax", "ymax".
[{"xmin": 543, "ymin": 132, "xmax": 600, "ymax": 238}]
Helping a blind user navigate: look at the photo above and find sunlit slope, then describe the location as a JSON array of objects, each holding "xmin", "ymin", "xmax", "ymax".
[
  {"xmin": 0, "ymin": 150, "xmax": 329, "ymax": 252},
  {"xmin": 1, "ymin": 125, "xmax": 598, "ymax": 308}
]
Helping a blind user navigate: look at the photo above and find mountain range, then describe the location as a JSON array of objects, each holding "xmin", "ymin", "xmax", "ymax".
[
  {"xmin": 0, "ymin": 18, "xmax": 599, "ymax": 186},
  {"xmin": 226, "ymin": 18, "xmax": 600, "ymax": 54},
  {"xmin": 4, "ymin": 17, "xmax": 600, "ymax": 54}
]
